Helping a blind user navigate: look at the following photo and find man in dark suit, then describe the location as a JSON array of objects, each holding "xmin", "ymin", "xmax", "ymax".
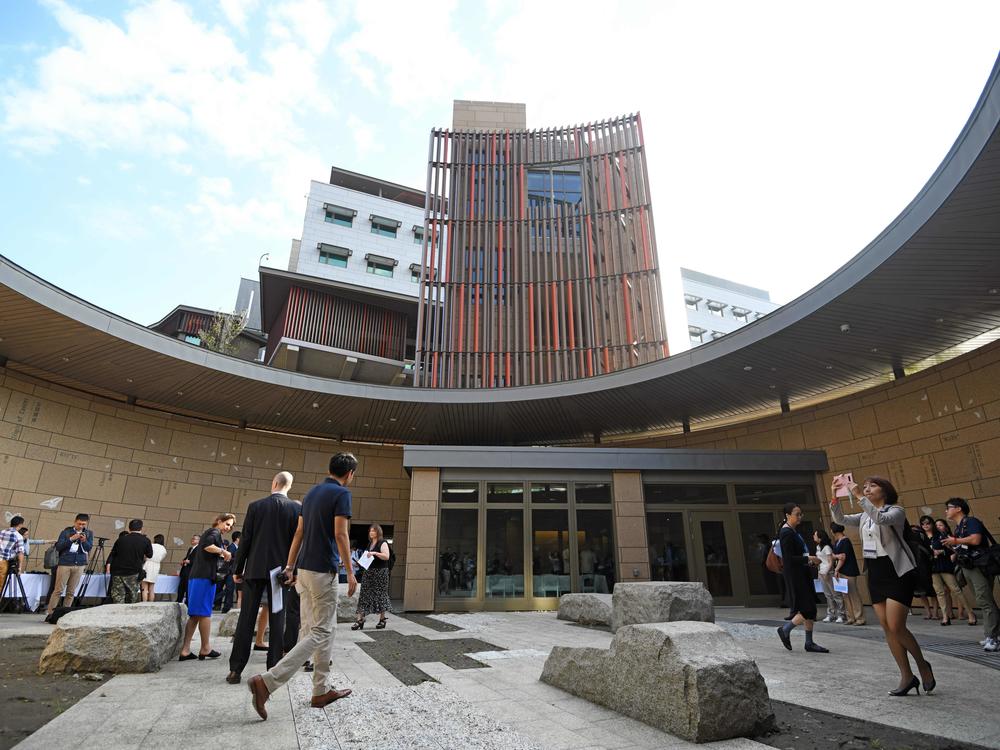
[{"xmin": 227, "ymin": 471, "xmax": 301, "ymax": 684}]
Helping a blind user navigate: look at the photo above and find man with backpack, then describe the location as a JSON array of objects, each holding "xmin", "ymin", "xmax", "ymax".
[{"xmin": 942, "ymin": 497, "xmax": 1000, "ymax": 652}]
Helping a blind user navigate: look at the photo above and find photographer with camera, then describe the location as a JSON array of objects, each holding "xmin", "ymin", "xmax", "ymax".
[
  {"xmin": 942, "ymin": 497, "xmax": 999, "ymax": 652},
  {"xmin": 45, "ymin": 513, "xmax": 93, "ymax": 615},
  {"xmin": 0, "ymin": 515, "xmax": 27, "ymax": 600}
]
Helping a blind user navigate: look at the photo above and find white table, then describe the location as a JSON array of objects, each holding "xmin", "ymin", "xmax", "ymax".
[{"xmin": 6, "ymin": 573, "xmax": 181, "ymax": 612}]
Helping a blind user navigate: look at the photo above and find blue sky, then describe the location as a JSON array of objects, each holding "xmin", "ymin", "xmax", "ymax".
[{"xmin": 2, "ymin": 1, "xmax": 1000, "ymax": 342}]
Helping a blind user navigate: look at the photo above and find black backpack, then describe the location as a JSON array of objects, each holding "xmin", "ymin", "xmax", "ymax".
[
  {"xmin": 893, "ymin": 523, "xmax": 928, "ymax": 566},
  {"xmin": 387, "ymin": 542, "xmax": 396, "ymax": 571}
]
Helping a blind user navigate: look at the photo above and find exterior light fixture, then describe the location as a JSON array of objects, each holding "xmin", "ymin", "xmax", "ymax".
[
  {"xmin": 840, "ymin": 324, "xmax": 851, "ymax": 333},
  {"xmin": 743, "ymin": 365, "xmax": 753, "ymax": 371}
]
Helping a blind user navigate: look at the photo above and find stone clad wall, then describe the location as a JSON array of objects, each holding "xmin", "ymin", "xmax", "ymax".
[
  {"xmin": 0, "ymin": 369, "xmax": 411, "ymax": 597},
  {"xmin": 626, "ymin": 340, "xmax": 1000, "ymax": 527}
]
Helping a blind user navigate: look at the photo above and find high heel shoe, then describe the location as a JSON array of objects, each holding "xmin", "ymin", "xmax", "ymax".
[
  {"xmin": 376, "ymin": 618, "xmax": 387, "ymax": 629},
  {"xmin": 351, "ymin": 620, "xmax": 365, "ymax": 630},
  {"xmin": 888, "ymin": 676, "xmax": 920, "ymax": 696},
  {"xmin": 921, "ymin": 663, "xmax": 936, "ymax": 694}
]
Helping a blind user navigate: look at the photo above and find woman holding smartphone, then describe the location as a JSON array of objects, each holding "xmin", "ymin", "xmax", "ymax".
[{"xmin": 830, "ymin": 476, "xmax": 934, "ymax": 695}]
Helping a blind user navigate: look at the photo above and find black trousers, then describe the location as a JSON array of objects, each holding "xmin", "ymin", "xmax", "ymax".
[
  {"xmin": 283, "ymin": 585, "xmax": 300, "ymax": 654},
  {"xmin": 176, "ymin": 572, "xmax": 189, "ymax": 603},
  {"xmin": 229, "ymin": 578, "xmax": 286, "ymax": 674}
]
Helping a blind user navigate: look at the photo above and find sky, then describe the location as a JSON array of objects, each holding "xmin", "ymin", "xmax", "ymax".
[{"xmin": 1, "ymin": 1, "xmax": 999, "ymax": 351}]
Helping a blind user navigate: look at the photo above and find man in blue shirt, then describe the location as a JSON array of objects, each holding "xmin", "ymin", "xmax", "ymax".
[
  {"xmin": 45, "ymin": 513, "xmax": 93, "ymax": 615},
  {"xmin": 249, "ymin": 453, "xmax": 358, "ymax": 720},
  {"xmin": 943, "ymin": 497, "xmax": 999, "ymax": 652}
]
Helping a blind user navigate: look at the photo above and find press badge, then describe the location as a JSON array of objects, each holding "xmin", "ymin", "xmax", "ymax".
[{"xmin": 861, "ymin": 520, "xmax": 878, "ymax": 559}]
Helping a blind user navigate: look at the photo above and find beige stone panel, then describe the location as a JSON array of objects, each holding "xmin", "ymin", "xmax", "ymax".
[
  {"xmin": 62, "ymin": 407, "xmax": 95, "ymax": 440},
  {"xmin": 143, "ymin": 425, "xmax": 173, "ymax": 454},
  {"xmin": 887, "ymin": 456, "xmax": 938, "ymax": 492},
  {"xmin": 130, "ymin": 450, "xmax": 184, "ymax": 470},
  {"xmin": 200, "ymin": 485, "xmax": 237, "ymax": 513},
  {"xmin": 282, "ymin": 448, "xmax": 305, "ymax": 472},
  {"xmin": 735, "ymin": 431, "xmax": 781, "ymax": 450},
  {"xmin": 1, "ymin": 423, "xmax": 51, "ymax": 447},
  {"xmin": 53, "ymin": 449, "xmax": 112, "ymax": 472},
  {"xmin": 849, "ymin": 407, "xmax": 879, "ymax": 438},
  {"xmin": 168, "ymin": 431, "xmax": 220, "ymax": 461},
  {"xmin": 303, "ymin": 450, "xmax": 333, "ymax": 474},
  {"xmin": 0, "ymin": 435, "xmax": 27, "ymax": 458},
  {"xmin": 870, "ymin": 431, "xmax": 901, "ymax": 449},
  {"xmin": 210, "ymin": 474, "xmax": 258, "ymax": 492},
  {"xmin": 104, "ymin": 445, "xmax": 133, "ymax": 462},
  {"xmin": 35, "ymin": 513, "xmax": 77, "ymax": 540},
  {"xmin": 940, "ymin": 420, "xmax": 1000, "ymax": 450},
  {"xmin": 933, "ymin": 445, "xmax": 981, "ymax": 485},
  {"xmin": 90, "ymin": 402, "xmax": 116, "ymax": 416},
  {"xmin": 361, "ymin": 456, "xmax": 406, "ymax": 479},
  {"xmin": 874, "ymin": 390, "xmax": 936, "ymax": 433},
  {"xmin": 955, "ymin": 359, "xmax": 1000, "ymax": 408},
  {"xmin": 410, "ymin": 469, "xmax": 440, "ymax": 503},
  {"xmin": 361, "ymin": 498, "xmax": 394, "ymax": 522},
  {"xmin": 897, "ymin": 415, "xmax": 957, "ymax": 444},
  {"xmin": 232, "ymin": 488, "xmax": 264, "ymax": 515},
  {"xmin": 973, "ymin": 475, "xmax": 1000, "ymax": 497},
  {"xmin": 180, "ymin": 457, "xmax": 229, "ymax": 475},
  {"xmin": 926, "ymin": 381, "xmax": 964, "ymax": 419},
  {"xmin": 0, "ymin": 488, "xmax": 11, "ymax": 505},
  {"xmin": 857, "ymin": 444, "xmax": 913, "ymax": 465},
  {"xmin": 3, "ymin": 394, "xmax": 68, "ymax": 434},
  {"xmin": 216, "ymin": 439, "xmax": 242, "ymax": 464},
  {"xmin": 0, "ymin": 385, "xmax": 10, "ymax": 416},
  {"xmin": 406, "ymin": 562, "xmax": 435, "ymax": 581},
  {"xmin": 618, "ymin": 547, "xmax": 651, "ymax": 564},
  {"xmin": 159, "ymin": 481, "xmax": 203, "ymax": 511},
  {"xmin": 392, "ymin": 498, "xmax": 411, "ymax": 521},
  {"xmin": 137, "ymin": 464, "xmax": 188, "ymax": 483},
  {"xmin": 612, "ymin": 471, "xmax": 643, "ymax": 505},
  {"xmin": 239, "ymin": 443, "xmax": 285, "ymax": 469},
  {"xmin": 186, "ymin": 471, "xmax": 212, "ymax": 486},
  {"xmin": 911, "ymin": 435, "xmax": 943, "ymax": 456},
  {"xmin": 922, "ymin": 482, "xmax": 975, "ymax": 505},
  {"xmin": 112, "ymin": 460, "xmax": 139, "ymax": 476},
  {"xmin": 973, "ymin": 436, "xmax": 1000, "ymax": 479},
  {"xmin": 408, "ymin": 515, "xmax": 438, "ymax": 546},
  {"xmin": 99, "ymin": 501, "xmax": 150, "ymax": 519},
  {"xmin": 144, "ymin": 506, "xmax": 181, "ymax": 523},
  {"xmin": 4, "ymin": 374, "xmax": 34, "ymax": 394},
  {"xmin": 617, "ymin": 562, "xmax": 650, "ymax": 581},
  {"xmin": 90, "ymin": 413, "xmax": 147, "ymax": 450},
  {"xmin": 25, "ymin": 444, "xmax": 57, "ymax": 463},
  {"xmin": 952, "ymin": 406, "xmax": 989, "ymax": 429},
  {"xmin": 123, "ymin": 475, "xmax": 163, "ymax": 507},
  {"xmin": 49, "ymin": 434, "xmax": 107, "ymax": 458},
  {"xmin": 76, "ymin": 470, "xmax": 127, "ymax": 503},
  {"xmin": 403, "ymin": 578, "xmax": 435, "ymax": 611},
  {"xmin": 35, "ymin": 463, "xmax": 82, "ymax": 497},
  {"xmin": 0, "ymin": 455, "xmax": 43, "ymax": 492},
  {"xmin": 377, "ymin": 488, "xmax": 402, "ymax": 500},
  {"xmin": 801, "ymin": 414, "xmax": 855, "ymax": 448},
  {"xmin": 826, "ymin": 437, "xmax": 873, "ymax": 459},
  {"xmin": 407, "ymin": 500, "xmax": 438, "ymax": 517}
]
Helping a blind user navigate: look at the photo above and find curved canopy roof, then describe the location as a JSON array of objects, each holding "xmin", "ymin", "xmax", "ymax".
[{"xmin": 3, "ymin": 58, "xmax": 1000, "ymax": 446}]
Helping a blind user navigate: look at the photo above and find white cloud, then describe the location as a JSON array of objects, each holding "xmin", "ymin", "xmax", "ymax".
[
  {"xmin": 219, "ymin": 0, "xmax": 258, "ymax": 32},
  {"xmin": 347, "ymin": 113, "xmax": 381, "ymax": 158},
  {"xmin": 76, "ymin": 175, "xmax": 91, "ymax": 185}
]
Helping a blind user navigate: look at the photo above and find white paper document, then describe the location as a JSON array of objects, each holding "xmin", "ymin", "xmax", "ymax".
[
  {"xmin": 268, "ymin": 566, "xmax": 284, "ymax": 613},
  {"xmin": 357, "ymin": 551, "xmax": 374, "ymax": 570},
  {"xmin": 814, "ymin": 578, "xmax": 850, "ymax": 594}
]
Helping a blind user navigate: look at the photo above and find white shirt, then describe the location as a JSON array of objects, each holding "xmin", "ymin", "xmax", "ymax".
[
  {"xmin": 816, "ymin": 544, "xmax": 834, "ymax": 575},
  {"xmin": 861, "ymin": 516, "xmax": 887, "ymax": 558}
]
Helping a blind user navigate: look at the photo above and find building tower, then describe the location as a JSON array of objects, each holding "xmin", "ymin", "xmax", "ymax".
[{"xmin": 414, "ymin": 114, "xmax": 669, "ymax": 388}]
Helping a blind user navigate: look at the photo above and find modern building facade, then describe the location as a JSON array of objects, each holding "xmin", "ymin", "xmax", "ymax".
[
  {"xmin": 4, "ymin": 60, "xmax": 1000, "ymax": 614},
  {"xmin": 682, "ymin": 267, "xmax": 779, "ymax": 346},
  {"xmin": 414, "ymin": 113, "xmax": 670, "ymax": 388}
]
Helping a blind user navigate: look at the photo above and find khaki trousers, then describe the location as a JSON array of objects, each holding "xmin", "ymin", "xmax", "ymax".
[
  {"xmin": 47, "ymin": 565, "xmax": 85, "ymax": 613},
  {"xmin": 964, "ymin": 566, "xmax": 1000, "ymax": 640},
  {"xmin": 0, "ymin": 559, "xmax": 10, "ymax": 600},
  {"xmin": 262, "ymin": 570, "xmax": 338, "ymax": 697},
  {"xmin": 931, "ymin": 571, "xmax": 976, "ymax": 615},
  {"xmin": 843, "ymin": 575, "xmax": 864, "ymax": 623}
]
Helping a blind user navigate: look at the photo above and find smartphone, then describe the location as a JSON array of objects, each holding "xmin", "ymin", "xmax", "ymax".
[{"xmin": 833, "ymin": 473, "xmax": 853, "ymax": 498}]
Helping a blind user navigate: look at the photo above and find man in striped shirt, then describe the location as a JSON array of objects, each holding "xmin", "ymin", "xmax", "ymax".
[{"xmin": 0, "ymin": 515, "xmax": 26, "ymax": 599}]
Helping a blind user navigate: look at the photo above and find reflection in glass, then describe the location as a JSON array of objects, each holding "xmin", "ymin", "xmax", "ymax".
[
  {"xmin": 531, "ymin": 483, "xmax": 567, "ymax": 504},
  {"xmin": 576, "ymin": 509, "xmax": 615, "ymax": 593},
  {"xmin": 442, "ymin": 482, "xmax": 479, "ymax": 504},
  {"xmin": 699, "ymin": 520, "xmax": 733, "ymax": 597},
  {"xmin": 532, "ymin": 508, "xmax": 570, "ymax": 597},
  {"xmin": 735, "ymin": 485, "xmax": 816, "ymax": 506},
  {"xmin": 646, "ymin": 512, "xmax": 689, "ymax": 582},
  {"xmin": 575, "ymin": 482, "xmax": 611, "ymax": 504},
  {"xmin": 643, "ymin": 484, "xmax": 727, "ymax": 505},
  {"xmin": 487, "ymin": 483, "xmax": 524, "ymax": 503},
  {"xmin": 740, "ymin": 512, "xmax": 781, "ymax": 596},
  {"xmin": 438, "ymin": 509, "xmax": 477, "ymax": 599},
  {"xmin": 486, "ymin": 509, "xmax": 524, "ymax": 598}
]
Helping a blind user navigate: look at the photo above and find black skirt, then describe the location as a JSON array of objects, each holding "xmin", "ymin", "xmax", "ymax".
[
  {"xmin": 783, "ymin": 565, "xmax": 817, "ymax": 621},
  {"xmin": 866, "ymin": 555, "xmax": 917, "ymax": 607}
]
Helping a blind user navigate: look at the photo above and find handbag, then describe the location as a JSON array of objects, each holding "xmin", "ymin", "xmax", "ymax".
[
  {"xmin": 213, "ymin": 555, "xmax": 231, "ymax": 584},
  {"xmin": 765, "ymin": 539, "xmax": 783, "ymax": 574}
]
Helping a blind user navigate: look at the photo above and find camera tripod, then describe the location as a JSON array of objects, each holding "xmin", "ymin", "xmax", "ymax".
[
  {"xmin": 0, "ymin": 562, "xmax": 31, "ymax": 614},
  {"xmin": 74, "ymin": 537, "xmax": 108, "ymax": 606}
]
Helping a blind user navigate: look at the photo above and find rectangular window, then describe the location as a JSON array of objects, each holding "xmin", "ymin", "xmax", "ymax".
[
  {"xmin": 488, "ymin": 483, "xmax": 524, "ymax": 503},
  {"xmin": 323, "ymin": 204, "xmax": 355, "ymax": 227},
  {"xmin": 319, "ymin": 250, "xmax": 348, "ymax": 268},
  {"xmin": 370, "ymin": 215, "xmax": 400, "ymax": 238},
  {"xmin": 183, "ymin": 334, "xmax": 201, "ymax": 345},
  {"xmin": 367, "ymin": 259, "xmax": 394, "ymax": 278},
  {"xmin": 643, "ymin": 484, "xmax": 728, "ymax": 505},
  {"xmin": 577, "ymin": 509, "xmax": 615, "ymax": 592},
  {"xmin": 414, "ymin": 229, "xmax": 424, "ymax": 245},
  {"xmin": 647, "ymin": 512, "xmax": 690, "ymax": 582},
  {"xmin": 575, "ymin": 482, "xmax": 611, "ymax": 504},
  {"xmin": 688, "ymin": 326, "xmax": 705, "ymax": 345},
  {"xmin": 734, "ymin": 485, "xmax": 817, "ymax": 506},
  {"xmin": 530, "ymin": 482, "xmax": 568, "ymax": 504},
  {"xmin": 442, "ymin": 482, "xmax": 479, "ymax": 504},
  {"xmin": 684, "ymin": 295, "xmax": 701, "ymax": 311},
  {"xmin": 730, "ymin": 307, "xmax": 751, "ymax": 323},
  {"xmin": 439, "ymin": 509, "xmax": 478, "ymax": 599},
  {"xmin": 706, "ymin": 300, "xmax": 726, "ymax": 318},
  {"xmin": 410, "ymin": 269, "xmax": 420, "ymax": 283}
]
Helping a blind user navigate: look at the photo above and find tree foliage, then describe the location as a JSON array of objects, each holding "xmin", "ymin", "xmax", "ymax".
[{"xmin": 198, "ymin": 308, "xmax": 249, "ymax": 356}]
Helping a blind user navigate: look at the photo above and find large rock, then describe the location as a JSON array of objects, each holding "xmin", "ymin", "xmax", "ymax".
[
  {"xmin": 541, "ymin": 621, "xmax": 772, "ymax": 743},
  {"xmin": 557, "ymin": 593, "xmax": 612, "ymax": 627},
  {"xmin": 39, "ymin": 603, "xmax": 186, "ymax": 674},
  {"xmin": 337, "ymin": 589, "xmax": 359, "ymax": 623},
  {"xmin": 218, "ymin": 608, "xmax": 242, "ymax": 637},
  {"xmin": 611, "ymin": 581, "xmax": 714, "ymax": 632}
]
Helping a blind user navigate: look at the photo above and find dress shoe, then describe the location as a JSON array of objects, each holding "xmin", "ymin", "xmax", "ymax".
[
  {"xmin": 248, "ymin": 675, "xmax": 270, "ymax": 720},
  {"xmin": 776, "ymin": 626, "xmax": 792, "ymax": 651},
  {"xmin": 804, "ymin": 642, "xmax": 829, "ymax": 653},
  {"xmin": 921, "ymin": 662, "xmax": 936, "ymax": 694},
  {"xmin": 226, "ymin": 671, "xmax": 241, "ymax": 684},
  {"xmin": 199, "ymin": 650, "xmax": 221, "ymax": 660},
  {"xmin": 310, "ymin": 688, "xmax": 352, "ymax": 708},
  {"xmin": 253, "ymin": 644, "xmax": 269, "ymax": 651},
  {"xmin": 888, "ymin": 675, "xmax": 920, "ymax": 696},
  {"xmin": 178, "ymin": 653, "xmax": 197, "ymax": 661}
]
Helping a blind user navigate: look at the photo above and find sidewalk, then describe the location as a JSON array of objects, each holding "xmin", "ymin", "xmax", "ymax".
[{"xmin": 6, "ymin": 607, "xmax": 1000, "ymax": 749}]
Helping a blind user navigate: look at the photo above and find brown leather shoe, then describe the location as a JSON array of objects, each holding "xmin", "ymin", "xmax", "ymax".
[
  {"xmin": 226, "ymin": 671, "xmax": 241, "ymax": 684},
  {"xmin": 248, "ymin": 675, "xmax": 270, "ymax": 720},
  {"xmin": 310, "ymin": 688, "xmax": 352, "ymax": 708}
]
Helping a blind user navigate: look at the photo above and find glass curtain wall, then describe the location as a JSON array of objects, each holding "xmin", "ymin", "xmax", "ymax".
[{"xmin": 437, "ymin": 479, "xmax": 615, "ymax": 610}]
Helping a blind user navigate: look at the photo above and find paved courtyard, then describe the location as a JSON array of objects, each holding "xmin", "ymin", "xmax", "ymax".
[{"xmin": 5, "ymin": 606, "xmax": 1000, "ymax": 749}]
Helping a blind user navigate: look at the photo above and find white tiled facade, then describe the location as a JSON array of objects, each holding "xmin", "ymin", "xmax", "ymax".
[
  {"xmin": 293, "ymin": 180, "xmax": 428, "ymax": 297},
  {"xmin": 681, "ymin": 267, "xmax": 780, "ymax": 346}
]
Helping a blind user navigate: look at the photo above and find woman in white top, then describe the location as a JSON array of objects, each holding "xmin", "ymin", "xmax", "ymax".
[
  {"xmin": 813, "ymin": 529, "xmax": 845, "ymax": 623},
  {"xmin": 142, "ymin": 534, "xmax": 168, "ymax": 602}
]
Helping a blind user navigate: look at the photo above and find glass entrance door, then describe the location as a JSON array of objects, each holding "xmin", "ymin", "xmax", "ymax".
[{"xmin": 689, "ymin": 511, "xmax": 745, "ymax": 605}]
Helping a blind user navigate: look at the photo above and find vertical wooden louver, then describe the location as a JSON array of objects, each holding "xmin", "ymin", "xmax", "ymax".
[{"xmin": 414, "ymin": 114, "xmax": 669, "ymax": 388}]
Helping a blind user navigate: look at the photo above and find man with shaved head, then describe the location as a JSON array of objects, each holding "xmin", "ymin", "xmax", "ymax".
[{"xmin": 227, "ymin": 471, "xmax": 301, "ymax": 684}]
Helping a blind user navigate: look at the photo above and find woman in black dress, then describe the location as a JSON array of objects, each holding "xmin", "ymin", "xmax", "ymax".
[
  {"xmin": 776, "ymin": 502, "xmax": 828, "ymax": 653},
  {"xmin": 351, "ymin": 524, "xmax": 392, "ymax": 630}
]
